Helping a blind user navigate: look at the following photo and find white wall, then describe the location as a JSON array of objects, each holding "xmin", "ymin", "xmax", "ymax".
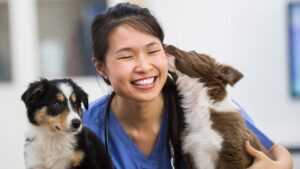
[
  {"xmin": 1, "ymin": 0, "xmax": 299, "ymax": 169},
  {"xmin": 148, "ymin": 0, "xmax": 300, "ymax": 146}
]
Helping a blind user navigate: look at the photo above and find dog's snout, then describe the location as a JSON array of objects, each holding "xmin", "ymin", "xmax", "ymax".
[{"xmin": 71, "ymin": 119, "xmax": 81, "ymax": 129}]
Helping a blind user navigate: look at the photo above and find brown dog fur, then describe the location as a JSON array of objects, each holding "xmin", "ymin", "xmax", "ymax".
[{"xmin": 165, "ymin": 45, "xmax": 271, "ymax": 169}]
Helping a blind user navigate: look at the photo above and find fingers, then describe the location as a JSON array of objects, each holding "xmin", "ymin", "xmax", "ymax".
[
  {"xmin": 269, "ymin": 144, "xmax": 289, "ymax": 160},
  {"xmin": 269, "ymin": 144, "xmax": 294, "ymax": 168},
  {"xmin": 245, "ymin": 142, "xmax": 293, "ymax": 169},
  {"xmin": 245, "ymin": 140, "xmax": 264, "ymax": 159}
]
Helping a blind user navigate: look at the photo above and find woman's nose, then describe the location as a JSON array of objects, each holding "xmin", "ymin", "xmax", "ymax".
[{"xmin": 135, "ymin": 55, "xmax": 152, "ymax": 72}]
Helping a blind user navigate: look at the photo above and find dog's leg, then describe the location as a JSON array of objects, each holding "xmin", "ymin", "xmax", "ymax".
[{"xmin": 70, "ymin": 150, "xmax": 85, "ymax": 167}]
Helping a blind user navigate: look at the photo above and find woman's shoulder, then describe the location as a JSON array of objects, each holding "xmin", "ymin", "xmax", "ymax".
[
  {"xmin": 232, "ymin": 99, "xmax": 274, "ymax": 150},
  {"xmin": 82, "ymin": 95, "xmax": 110, "ymax": 127},
  {"xmin": 88, "ymin": 95, "xmax": 110, "ymax": 112}
]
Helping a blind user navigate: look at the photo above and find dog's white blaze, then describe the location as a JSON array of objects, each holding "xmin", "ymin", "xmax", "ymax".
[
  {"xmin": 25, "ymin": 124, "xmax": 76, "ymax": 169},
  {"xmin": 58, "ymin": 83, "xmax": 82, "ymax": 131}
]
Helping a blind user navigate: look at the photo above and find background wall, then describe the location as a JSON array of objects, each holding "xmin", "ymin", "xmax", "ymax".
[
  {"xmin": 0, "ymin": 0, "xmax": 299, "ymax": 168},
  {"xmin": 148, "ymin": 0, "xmax": 300, "ymax": 146}
]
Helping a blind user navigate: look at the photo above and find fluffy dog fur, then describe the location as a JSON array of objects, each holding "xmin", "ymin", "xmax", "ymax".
[
  {"xmin": 165, "ymin": 45, "xmax": 270, "ymax": 169},
  {"xmin": 22, "ymin": 78, "xmax": 112, "ymax": 169}
]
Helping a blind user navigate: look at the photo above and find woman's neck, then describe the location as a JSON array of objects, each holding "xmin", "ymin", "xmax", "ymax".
[
  {"xmin": 111, "ymin": 93, "xmax": 165, "ymax": 130},
  {"xmin": 111, "ymin": 93, "xmax": 165, "ymax": 156}
]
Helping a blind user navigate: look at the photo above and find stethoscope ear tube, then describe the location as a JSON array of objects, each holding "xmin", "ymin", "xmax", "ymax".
[
  {"xmin": 169, "ymin": 140, "xmax": 176, "ymax": 169},
  {"xmin": 164, "ymin": 78, "xmax": 182, "ymax": 169},
  {"xmin": 105, "ymin": 92, "xmax": 116, "ymax": 169}
]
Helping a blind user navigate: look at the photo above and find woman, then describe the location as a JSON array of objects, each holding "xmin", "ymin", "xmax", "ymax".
[{"xmin": 83, "ymin": 2, "xmax": 293, "ymax": 169}]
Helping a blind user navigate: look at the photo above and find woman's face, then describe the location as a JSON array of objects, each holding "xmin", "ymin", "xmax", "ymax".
[{"xmin": 96, "ymin": 24, "xmax": 168, "ymax": 103}]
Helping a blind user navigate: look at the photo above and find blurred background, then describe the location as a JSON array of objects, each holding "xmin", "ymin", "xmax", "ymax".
[{"xmin": 0, "ymin": 0, "xmax": 299, "ymax": 168}]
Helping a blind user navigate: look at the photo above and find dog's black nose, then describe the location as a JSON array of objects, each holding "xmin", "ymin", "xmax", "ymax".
[{"xmin": 71, "ymin": 119, "xmax": 81, "ymax": 129}]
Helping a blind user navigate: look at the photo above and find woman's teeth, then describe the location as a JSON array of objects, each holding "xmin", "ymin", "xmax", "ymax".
[{"xmin": 133, "ymin": 77, "xmax": 155, "ymax": 86}]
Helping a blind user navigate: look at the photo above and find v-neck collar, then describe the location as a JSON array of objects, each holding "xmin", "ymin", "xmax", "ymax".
[{"xmin": 109, "ymin": 107, "xmax": 168, "ymax": 162}]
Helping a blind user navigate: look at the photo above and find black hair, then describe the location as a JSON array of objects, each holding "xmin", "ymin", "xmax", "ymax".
[
  {"xmin": 91, "ymin": 3, "xmax": 164, "ymax": 83},
  {"xmin": 163, "ymin": 77, "xmax": 184, "ymax": 169}
]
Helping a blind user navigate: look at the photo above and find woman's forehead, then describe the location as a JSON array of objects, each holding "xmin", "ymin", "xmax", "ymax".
[{"xmin": 107, "ymin": 24, "xmax": 161, "ymax": 52}]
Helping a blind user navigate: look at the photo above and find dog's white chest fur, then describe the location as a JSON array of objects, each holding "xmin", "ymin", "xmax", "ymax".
[
  {"xmin": 24, "ymin": 125, "xmax": 76, "ymax": 169},
  {"xmin": 177, "ymin": 74, "xmax": 237, "ymax": 169}
]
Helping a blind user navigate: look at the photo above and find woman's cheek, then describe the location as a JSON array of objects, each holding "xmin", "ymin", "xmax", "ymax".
[{"xmin": 155, "ymin": 55, "xmax": 168, "ymax": 72}]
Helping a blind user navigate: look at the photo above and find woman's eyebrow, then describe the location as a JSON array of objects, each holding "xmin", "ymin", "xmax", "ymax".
[
  {"xmin": 146, "ymin": 42, "xmax": 160, "ymax": 47},
  {"xmin": 115, "ymin": 47, "xmax": 131, "ymax": 54},
  {"xmin": 115, "ymin": 42, "xmax": 160, "ymax": 54}
]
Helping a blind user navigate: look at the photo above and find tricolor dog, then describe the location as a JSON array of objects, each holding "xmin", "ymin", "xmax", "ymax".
[{"xmin": 22, "ymin": 78, "xmax": 112, "ymax": 169}]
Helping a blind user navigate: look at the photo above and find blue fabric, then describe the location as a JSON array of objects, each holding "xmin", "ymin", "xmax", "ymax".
[
  {"xmin": 83, "ymin": 95, "xmax": 173, "ymax": 169},
  {"xmin": 232, "ymin": 100, "xmax": 274, "ymax": 150},
  {"xmin": 83, "ymin": 95, "xmax": 273, "ymax": 169}
]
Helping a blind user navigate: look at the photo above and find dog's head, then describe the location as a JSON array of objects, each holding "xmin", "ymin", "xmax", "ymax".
[
  {"xmin": 21, "ymin": 78, "xmax": 89, "ymax": 134},
  {"xmin": 165, "ymin": 45, "xmax": 243, "ymax": 102}
]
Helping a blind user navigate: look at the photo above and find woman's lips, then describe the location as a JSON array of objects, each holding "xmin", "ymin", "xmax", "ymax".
[{"xmin": 131, "ymin": 76, "xmax": 158, "ymax": 89}]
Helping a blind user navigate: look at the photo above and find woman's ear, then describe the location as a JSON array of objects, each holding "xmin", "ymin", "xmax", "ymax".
[
  {"xmin": 92, "ymin": 57, "xmax": 110, "ymax": 84},
  {"xmin": 92, "ymin": 57, "xmax": 107, "ymax": 77}
]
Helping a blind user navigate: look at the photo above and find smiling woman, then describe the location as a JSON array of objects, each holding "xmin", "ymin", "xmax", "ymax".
[
  {"xmin": 97, "ymin": 24, "xmax": 168, "ymax": 103},
  {"xmin": 85, "ymin": 3, "xmax": 180, "ymax": 169}
]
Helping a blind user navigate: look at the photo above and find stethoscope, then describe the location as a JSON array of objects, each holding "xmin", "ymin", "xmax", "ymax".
[{"xmin": 104, "ymin": 92, "xmax": 176, "ymax": 169}]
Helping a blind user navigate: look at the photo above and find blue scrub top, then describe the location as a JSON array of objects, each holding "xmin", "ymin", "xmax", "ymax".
[
  {"xmin": 83, "ymin": 95, "xmax": 172, "ymax": 169},
  {"xmin": 232, "ymin": 100, "xmax": 274, "ymax": 150},
  {"xmin": 83, "ymin": 95, "xmax": 273, "ymax": 169}
]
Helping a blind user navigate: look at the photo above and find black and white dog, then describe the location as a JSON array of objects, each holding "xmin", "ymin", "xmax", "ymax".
[
  {"xmin": 22, "ymin": 78, "xmax": 112, "ymax": 169},
  {"xmin": 165, "ymin": 45, "xmax": 270, "ymax": 169}
]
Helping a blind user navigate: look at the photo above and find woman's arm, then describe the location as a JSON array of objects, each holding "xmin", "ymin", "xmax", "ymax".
[{"xmin": 245, "ymin": 141, "xmax": 293, "ymax": 169}]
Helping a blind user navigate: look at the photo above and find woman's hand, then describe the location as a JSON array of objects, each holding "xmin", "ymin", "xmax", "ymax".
[{"xmin": 245, "ymin": 141, "xmax": 293, "ymax": 169}]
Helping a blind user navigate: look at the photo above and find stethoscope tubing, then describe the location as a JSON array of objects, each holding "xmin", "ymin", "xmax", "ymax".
[{"xmin": 105, "ymin": 92, "xmax": 116, "ymax": 169}]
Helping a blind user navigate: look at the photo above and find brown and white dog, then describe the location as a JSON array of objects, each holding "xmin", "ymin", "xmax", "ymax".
[{"xmin": 165, "ymin": 45, "xmax": 270, "ymax": 169}]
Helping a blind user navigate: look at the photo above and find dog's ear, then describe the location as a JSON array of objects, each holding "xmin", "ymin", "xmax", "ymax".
[
  {"xmin": 77, "ymin": 89, "xmax": 88, "ymax": 110},
  {"xmin": 69, "ymin": 79, "xmax": 89, "ymax": 110},
  {"xmin": 219, "ymin": 65, "xmax": 243, "ymax": 86},
  {"xmin": 21, "ymin": 78, "xmax": 49, "ymax": 107},
  {"xmin": 80, "ymin": 91, "xmax": 89, "ymax": 110}
]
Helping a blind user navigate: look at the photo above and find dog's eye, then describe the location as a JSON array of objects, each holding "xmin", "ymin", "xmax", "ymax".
[
  {"xmin": 51, "ymin": 102, "xmax": 65, "ymax": 113},
  {"xmin": 73, "ymin": 102, "xmax": 80, "ymax": 109}
]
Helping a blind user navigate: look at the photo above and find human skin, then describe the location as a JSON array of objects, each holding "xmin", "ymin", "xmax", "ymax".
[
  {"xmin": 246, "ymin": 141, "xmax": 293, "ymax": 169},
  {"xmin": 93, "ymin": 24, "xmax": 168, "ymax": 156}
]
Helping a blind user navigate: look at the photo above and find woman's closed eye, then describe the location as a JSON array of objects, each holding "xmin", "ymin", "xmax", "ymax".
[
  {"xmin": 148, "ymin": 49, "xmax": 160, "ymax": 55},
  {"xmin": 118, "ymin": 55, "xmax": 133, "ymax": 60}
]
